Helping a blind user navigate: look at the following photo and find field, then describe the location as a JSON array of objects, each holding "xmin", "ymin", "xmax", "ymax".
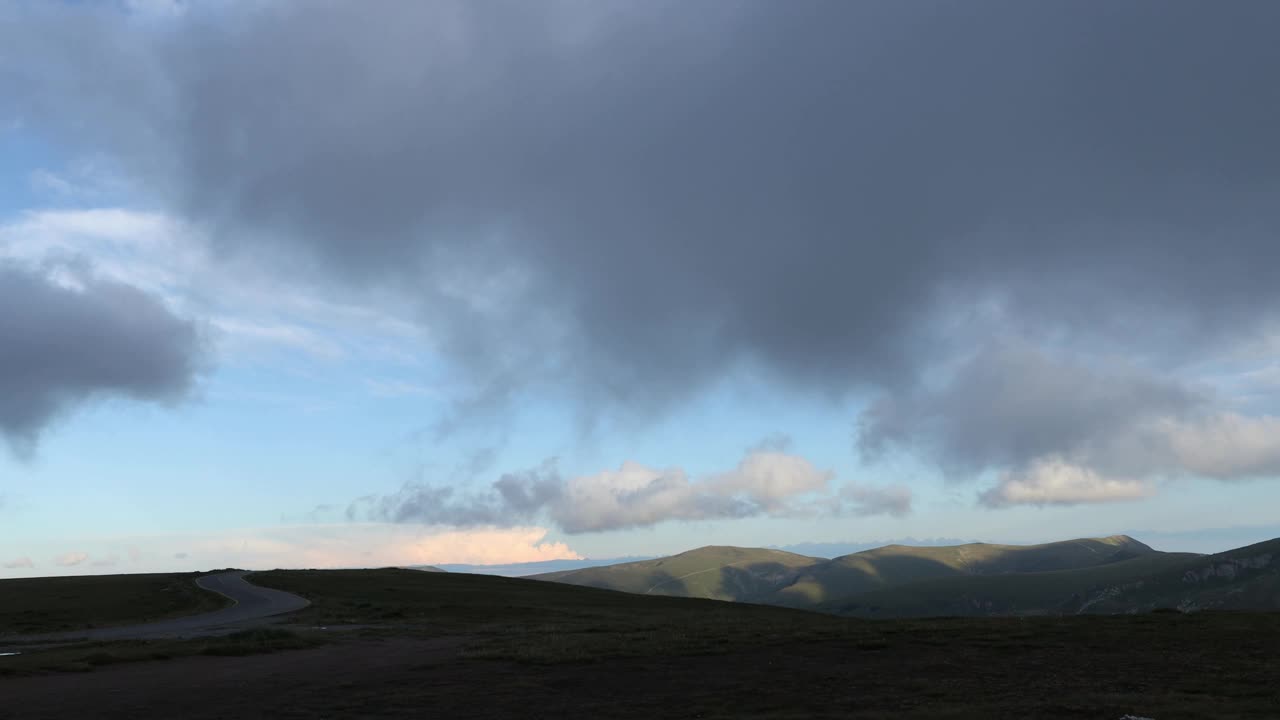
[
  {"xmin": 2, "ymin": 568, "xmax": 1279, "ymax": 718},
  {"xmin": 0, "ymin": 572, "xmax": 229, "ymax": 635}
]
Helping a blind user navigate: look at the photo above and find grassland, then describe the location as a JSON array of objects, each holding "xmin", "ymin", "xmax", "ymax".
[
  {"xmin": 2, "ymin": 568, "xmax": 1279, "ymax": 718},
  {"xmin": 251, "ymin": 566, "xmax": 858, "ymax": 659},
  {"xmin": 0, "ymin": 627, "xmax": 321, "ymax": 675},
  {"xmin": 0, "ymin": 572, "xmax": 229, "ymax": 635}
]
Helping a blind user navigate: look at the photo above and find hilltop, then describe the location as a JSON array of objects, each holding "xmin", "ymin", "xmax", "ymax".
[
  {"xmin": 531, "ymin": 546, "xmax": 821, "ymax": 602},
  {"xmin": 534, "ymin": 535, "xmax": 1190, "ymax": 614},
  {"xmin": 771, "ymin": 534, "xmax": 1158, "ymax": 608},
  {"xmin": 1081, "ymin": 536, "xmax": 1280, "ymax": 614},
  {"xmin": 833, "ymin": 537, "xmax": 1280, "ymax": 617}
]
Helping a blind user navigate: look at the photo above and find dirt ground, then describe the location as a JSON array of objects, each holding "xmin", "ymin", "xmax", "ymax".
[{"xmin": 2, "ymin": 624, "xmax": 1276, "ymax": 720}]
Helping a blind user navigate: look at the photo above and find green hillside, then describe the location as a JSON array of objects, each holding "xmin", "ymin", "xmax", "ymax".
[
  {"xmin": 533, "ymin": 546, "xmax": 821, "ymax": 602},
  {"xmin": 535, "ymin": 535, "xmax": 1163, "ymax": 609},
  {"xmin": 1083, "ymin": 537, "xmax": 1280, "ymax": 614},
  {"xmin": 828, "ymin": 537, "xmax": 1279, "ymax": 618},
  {"xmin": 534, "ymin": 535, "xmax": 1280, "ymax": 617},
  {"xmin": 831, "ymin": 551, "xmax": 1196, "ymax": 617},
  {"xmin": 0, "ymin": 572, "xmax": 229, "ymax": 635},
  {"xmin": 770, "ymin": 535, "xmax": 1158, "ymax": 608}
]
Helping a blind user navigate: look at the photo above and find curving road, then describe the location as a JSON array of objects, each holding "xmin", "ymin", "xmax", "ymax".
[{"xmin": 1, "ymin": 571, "xmax": 310, "ymax": 645}]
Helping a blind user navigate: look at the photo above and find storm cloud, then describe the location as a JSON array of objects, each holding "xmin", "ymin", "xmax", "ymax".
[
  {"xmin": 4, "ymin": 1, "xmax": 1280, "ymax": 507},
  {"xmin": 0, "ymin": 263, "xmax": 201, "ymax": 455},
  {"xmin": 350, "ymin": 450, "xmax": 911, "ymax": 533}
]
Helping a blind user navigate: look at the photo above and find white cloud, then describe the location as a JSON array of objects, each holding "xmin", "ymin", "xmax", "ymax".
[
  {"xmin": 1164, "ymin": 413, "xmax": 1280, "ymax": 480},
  {"xmin": 356, "ymin": 449, "xmax": 910, "ymax": 534},
  {"xmin": 0, "ymin": 208, "xmax": 428, "ymax": 368},
  {"xmin": 553, "ymin": 451, "xmax": 903, "ymax": 532},
  {"xmin": 556, "ymin": 462, "xmax": 705, "ymax": 533},
  {"xmin": 707, "ymin": 451, "xmax": 832, "ymax": 510},
  {"xmin": 980, "ymin": 412, "xmax": 1280, "ymax": 508},
  {"xmin": 2, "ymin": 557, "xmax": 34, "ymax": 569},
  {"xmin": 980, "ymin": 459, "xmax": 1155, "ymax": 508},
  {"xmin": 862, "ymin": 341, "xmax": 1280, "ymax": 508},
  {"xmin": 55, "ymin": 551, "xmax": 89, "ymax": 567}
]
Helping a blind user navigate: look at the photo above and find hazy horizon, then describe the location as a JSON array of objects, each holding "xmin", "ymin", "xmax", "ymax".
[{"xmin": 4, "ymin": 1, "xmax": 1280, "ymax": 578}]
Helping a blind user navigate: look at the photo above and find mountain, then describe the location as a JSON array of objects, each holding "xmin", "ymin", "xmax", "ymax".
[
  {"xmin": 1080, "ymin": 536, "xmax": 1280, "ymax": 614},
  {"xmin": 829, "ymin": 539, "xmax": 1280, "ymax": 617},
  {"xmin": 531, "ymin": 546, "xmax": 822, "ymax": 602},
  {"xmin": 533, "ymin": 535, "xmax": 1280, "ymax": 616},
  {"xmin": 534, "ymin": 535, "xmax": 1159, "ymax": 607},
  {"xmin": 831, "ymin": 551, "xmax": 1195, "ymax": 617},
  {"xmin": 770, "ymin": 535, "xmax": 1159, "ymax": 608}
]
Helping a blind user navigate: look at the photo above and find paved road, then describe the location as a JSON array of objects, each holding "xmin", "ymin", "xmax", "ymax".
[{"xmin": 1, "ymin": 571, "xmax": 310, "ymax": 645}]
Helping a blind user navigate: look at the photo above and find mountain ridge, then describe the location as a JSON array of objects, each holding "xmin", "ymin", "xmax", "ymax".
[{"xmin": 524, "ymin": 534, "xmax": 1280, "ymax": 617}]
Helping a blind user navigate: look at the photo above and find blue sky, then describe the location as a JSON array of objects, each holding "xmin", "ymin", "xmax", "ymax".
[{"xmin": 4, "ymin": 1, "xmax": 1280, "ymax": 577}]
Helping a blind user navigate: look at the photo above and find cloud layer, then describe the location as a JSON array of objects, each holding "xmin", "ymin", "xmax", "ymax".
[
  {"xmin": 5, "ymin": 1, "xmax": 1280, "ymax": 428},
  {"xmin": 3, "ymin": 2, "xmax": 1280, "ymax": 520},
  {"xmin": 351, "ymin": 450, "xmax": 911, "ymax": 533}
]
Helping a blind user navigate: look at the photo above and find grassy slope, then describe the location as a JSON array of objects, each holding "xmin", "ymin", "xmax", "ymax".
[
  {"xmin": 1087, "ymin": 536, "xmax": 1280, "ymax": 613},
  {"xmin": 250, "ymin": 567, "xmax": 860, "ymax": 662},
  {"xmin": 6, "ymin": 568, "xmax": 1280, "ymax": 718},
  {"xmin": 833, "ymin": 551, "xmax": 1197, "ymax": 617},
  {"xmin": 532, "ymin": 546, "xmax": 822, "ymax": 602},
  {"xmin": 0, "ymin": 572, "xmax": 230, "ymax": 635},
  {"xmin": 832, "ymin": 537, "xmax": 1280, "ymax": 618},
  {"xmin": 772, "ymin": 534, "xmax": 1160, "ymax": 607}
]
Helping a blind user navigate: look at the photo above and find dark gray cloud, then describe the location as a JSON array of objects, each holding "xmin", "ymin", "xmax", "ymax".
[
  {"xmin": 350, "ymin": 451, "xmax": 909, "ymax": 533},
  {"xmin": 2, "ymin": 1, "xmax": 1280, "ymax": 466},
  {"xmin": 5, "ymin": 2, "xmax": 1280, "ymax": 429},
  {"xmin": 0, "ymin": 263, "xmax": 201, "ymax": 455},
  {"xmin": 860, "ymin": 343, "xmax": 1280, "ymax": 506},
  {"xmin": 858, "ymin": 343, "xmax": 1201, "ymax": 478},
  {"xmin": 352, "ymin": 461, "xmax": 560, "ymax": 527}
]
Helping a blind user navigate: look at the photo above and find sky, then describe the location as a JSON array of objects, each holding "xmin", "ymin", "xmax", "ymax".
[{"xmin": 3, "ymin": 0, "xmax": 1280, "ymax": 577}]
